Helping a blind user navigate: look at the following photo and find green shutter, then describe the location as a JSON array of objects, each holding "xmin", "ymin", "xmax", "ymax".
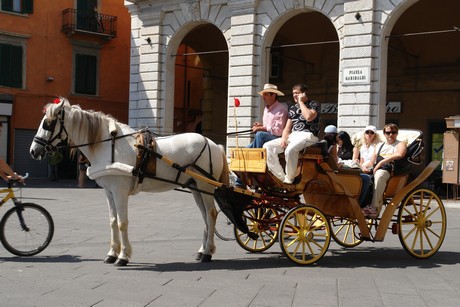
[
  {"xmin": 2, "ymin": 0, "xmax": 13, "ymax": 12},
  {"xmin": 23, "ymin": 0, "xmax": 33, "ymax": 14},
  {"xmin": 75, "ymin": 54, "xmax": 97, "ymax": 95},
  {"xmin": 10, "ymin": 45, "xmax": 23, "ymax": 87},
  {"xmin": 0, "ymin": 44, "xmax": 23, "ymax": 88}
]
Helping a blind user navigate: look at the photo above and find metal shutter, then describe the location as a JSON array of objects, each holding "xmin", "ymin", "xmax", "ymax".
[{"xmin": 14, "ymin": 129, "xmax": 48, "ymax": 178}]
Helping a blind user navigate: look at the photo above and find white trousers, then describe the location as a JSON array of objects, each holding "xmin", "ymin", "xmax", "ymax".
[
  {"xmin": 370, "ymin": 169, "xmax": 391, "ymax": 210},
  {"xmin": 263, "ymin": 131, "xmax": 318, "ymax": 181}
]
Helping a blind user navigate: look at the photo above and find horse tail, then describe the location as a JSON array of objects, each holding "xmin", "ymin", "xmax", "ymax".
[{"xmin": 218, "ymin": 145, "xmax": 229, "ymax": 186}]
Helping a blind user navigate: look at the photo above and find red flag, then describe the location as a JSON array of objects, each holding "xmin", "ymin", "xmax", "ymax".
[{"xmin": 234, "ymin": 97, "xmax": 240, "ymax": 107}]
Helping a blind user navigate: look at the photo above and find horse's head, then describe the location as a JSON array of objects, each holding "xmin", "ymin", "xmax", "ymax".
[{"xmin": 30, "ymin": 97, "xmax": 70, "ymax": 160}]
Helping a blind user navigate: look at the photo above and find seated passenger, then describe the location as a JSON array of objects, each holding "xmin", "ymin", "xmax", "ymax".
[
  {"xmin": 353, "ymin": 125, "xmax": 381, "ymax": 173},
  {"xmin": 323, "ymin": 125, "xmax": 338, "ymax": 164},
  {"xmin": 353, "ymin": 125, "xmax": 381, "ymax": 206},
  {"xmin": 362, "ymin": 123, "xmax": 407, "ymax": 218},
  {"xmin": 263, "ymin": 83, "xmax": 320, "ymax": 184},
  {"xmin": 336, "ymin": 131, "xmax": 354, "ymax": 162},
  {"xmin": 247, "ymin": 84, "xmax": 288, "ymax": 148}
]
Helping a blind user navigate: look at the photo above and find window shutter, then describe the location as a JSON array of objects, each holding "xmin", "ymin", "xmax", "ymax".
[
  {"xmin": 75, "ymin": 54, "xmax": 97, "ymax": 95},
  {"xmin": 2, "ymin": 0, "xmax": 13, "ymax": 12},
  {"xmin": 23, "ymin": 0, "xmax": 33, "ymax": 14},
  {"xmin": 10, "ymin": 45, "xmax": 23, "ymax": 88},
  {"xmin": 0, "ymin": 44, "xmax": 23, "ymax": 88}
]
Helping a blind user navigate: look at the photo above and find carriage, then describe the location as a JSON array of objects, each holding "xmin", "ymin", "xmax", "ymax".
[
  {"xmin": 30, "ymin": 98, "xmax": 446, "ymax": 266},
  {"xmin": 215, "ymin": 128, "xmax": 447, "ymax": 265}
]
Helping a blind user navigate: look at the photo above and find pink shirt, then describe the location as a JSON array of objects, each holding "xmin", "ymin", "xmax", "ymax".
[{"xmin": 263, "ymin": 101, "xmax": 288, "ymax": 137}]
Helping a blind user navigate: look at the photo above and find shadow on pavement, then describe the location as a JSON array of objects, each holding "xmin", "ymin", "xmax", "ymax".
[
  {"xmin": 118, "ymin": 247, "xmax": 460, "ymax": 272},
  {"xmin": 0, "ymin": 254, "xmax": 100, "ymax": 263}
]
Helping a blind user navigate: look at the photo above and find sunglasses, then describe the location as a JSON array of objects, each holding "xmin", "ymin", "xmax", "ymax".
[
  {"xmin": 365, "ymin": 130, "xmax": 375, "ymax": 135},
  {"xmin": 384, "ymin": 131, "xmax": 397, "ymax": 135}
]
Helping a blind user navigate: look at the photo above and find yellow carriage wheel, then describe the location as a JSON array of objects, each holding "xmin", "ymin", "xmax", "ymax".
[
  {"xmin": 279, "ymin": 205, "xmax": 330, "ymax": 265},
  {"xmin": 234, "ymin": 206, "xmax": 281, "ymax": 252},
  {"xmin": 329, "ymin": 217, "xmax": 363, "ymax": 248},
  {"xmin": 398, "ymin": 188, "xmax": 447, "ymax": 259}
]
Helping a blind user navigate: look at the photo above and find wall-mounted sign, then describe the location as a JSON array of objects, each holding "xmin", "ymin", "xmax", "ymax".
[
  {"xmin": 321, "ymin": 103, "xmax": 338, "ymax": 114},
  {"xmin": 342, "ymin": 67, "xmax": 370, "ymax": 85},
  {"xmin": 320, "ymin": 102, "xmax": 402, "ymax": 114},
  {"xmin": 386, "ymin": 101, "xmax": 401, "ymax": 113}
]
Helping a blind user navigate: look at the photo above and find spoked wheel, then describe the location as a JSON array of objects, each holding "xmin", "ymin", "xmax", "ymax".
[
  {"xmin": 215, "ymin": 209, "xmax": 235, "ymax": 241},
  {"xmin": 329, "ymin": 217, "xmax": 363, "ymax": 248},
  {"xmin": 234, "ymin": 205, "xmax": 281, "ymax": 252},
  {"xmin": 397, "ymin": 188, "xmax": 447, "ymax": 259},
  {"xmin": 279, "ymin": 205, "xmax": 330, "ymax": 265},
  {"xmin": 0, "ymin": 203, "xmax": 54, "ymax": 256}
]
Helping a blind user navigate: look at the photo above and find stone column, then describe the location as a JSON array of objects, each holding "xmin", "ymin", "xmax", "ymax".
[
  {"xmin": 226, "ymin": 1, "xmax": 260, "ymax": 148},
  {"xmin": 338, "ymin": 0, "xmax": 381, "ymax": 133},
  {"xmin": 127, "ymin": 5, "xmax": 167, "ymax": 132}
]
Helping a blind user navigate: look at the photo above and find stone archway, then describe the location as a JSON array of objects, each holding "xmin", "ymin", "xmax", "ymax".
[
  {"xmin": 259, "ymin": 10, "xmax": 340, "ymax": 130},
  {"xmin": 382, "ymin": 0, "xmax": 460, "ymax": 163},
  {"xmin": 167, "ymin": 23, "xmax": 229, "ymax": 145}
]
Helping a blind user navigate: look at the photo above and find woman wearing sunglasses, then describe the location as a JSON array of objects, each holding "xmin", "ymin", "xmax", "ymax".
[
  {"xmin": 362, "ymin": 123, "xmax": 407, "ymax": 218},
  {"xmin": 353, "ymin": 125, "xmax": 381, "ymax": 174}
]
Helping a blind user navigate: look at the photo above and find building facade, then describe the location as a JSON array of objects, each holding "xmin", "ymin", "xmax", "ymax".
[
  {"xmin": 126, "ymin": 0, "xmax": 460, "ymax": 166},
  {"xmin": 0, "ymin": 0, "xmax": 131, "ymax": 178}
]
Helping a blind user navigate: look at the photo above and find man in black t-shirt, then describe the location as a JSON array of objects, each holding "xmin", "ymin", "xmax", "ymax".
[{"xmin": 263, "ymin": 84, "xmax": 320, "ymax": 184}]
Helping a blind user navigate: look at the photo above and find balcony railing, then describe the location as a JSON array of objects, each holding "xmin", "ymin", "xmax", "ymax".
[{"xmin": 62, "ymin": 8, "xmax": 117, "ymax": 39}]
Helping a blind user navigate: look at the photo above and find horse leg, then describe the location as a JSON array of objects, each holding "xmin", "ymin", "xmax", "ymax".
[
  {"xmin": 112, "ymin": 191, "xmax": 132, "ymax": 266},
  {"xmin": 191, "ymin": 188, "xmax": 217, "ymax": 262},
  {"xmin": 103, "ymin": 189, "xmax": 120, "ymax": 264}
]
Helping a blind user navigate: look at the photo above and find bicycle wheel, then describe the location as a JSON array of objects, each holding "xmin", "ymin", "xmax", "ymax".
[
  {"xmin": 0, "ymin": 203, "xmax": 54, "ymax": 256},
  {"xmin": 215, "ymin": 209, "xmax": 235, "ymax": 241}
]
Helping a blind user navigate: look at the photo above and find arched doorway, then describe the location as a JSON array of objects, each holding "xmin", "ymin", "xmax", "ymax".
[
  {"xmin": 386, "ymin": 0, "xmax": 460, "ymax": 164},
  {"xmin": 264, "ymin": 11, "xmax": 339, "ymax": 131},
  {"xmin": 173, "ymin": 24, "xmax": 228, "ymax": 145}
]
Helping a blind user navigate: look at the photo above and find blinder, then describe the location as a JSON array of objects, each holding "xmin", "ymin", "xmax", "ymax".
[{"xmin": 34, "ymin": 108, "xmax": 68, "ymax": 154}]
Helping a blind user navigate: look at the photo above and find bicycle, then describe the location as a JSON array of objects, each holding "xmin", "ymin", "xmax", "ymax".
[{"xmin": 0, "ymin": 174, "xmax": 54, "ymax": 256}]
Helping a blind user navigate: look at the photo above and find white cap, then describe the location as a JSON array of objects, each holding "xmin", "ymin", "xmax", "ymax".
[
  {"xmin": 364, "ymin": 125, "xmax": 377, "ymax": 133},
  {"xmin": 324, "ymin": 125, "xmax": 337, "ymax": 133}
]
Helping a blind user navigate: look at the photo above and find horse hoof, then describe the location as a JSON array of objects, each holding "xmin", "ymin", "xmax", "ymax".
[
  {"xmin": 195, "ymin": 252, "xmax": 203, "ymax": 261},
  {"xmin": 104, "ymin": 255, "xmax": 117, "ymax": 264},
  {"xmin": 114, "ymin": 258, "xmax": 129, "ymax": 267},
  {"xmin": 200, "ymin": 254, "xmax": 212, "ymax": 262}
]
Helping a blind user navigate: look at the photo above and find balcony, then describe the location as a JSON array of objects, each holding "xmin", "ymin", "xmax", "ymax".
[{"xmin": 62, "ymin": 8, "xmax": 117, "ymax": 39}]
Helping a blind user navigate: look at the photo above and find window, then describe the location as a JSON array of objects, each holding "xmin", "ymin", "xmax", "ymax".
[
  {"xmin": 0, "ymin": 43, "xmax": 23, "ymax": 88},
  {"xmin": 270, "ymin": 52, "xmax": 281, "ymax": 79},
  {"xmin": 1, "ymin": 0, "xmax": 33, "ymax": 14},
  {"xmin": 74, "ymin": 53, "xmax": 98, "ymax": 95}
]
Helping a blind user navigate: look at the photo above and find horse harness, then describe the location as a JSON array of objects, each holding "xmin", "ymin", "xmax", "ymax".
[
  {"xmin": 131, "ymin": 130, "xmax": 216, "ymax": 186},
  {"xmin": 37, "ymin": 109, "xmax": 216, "ymax": 189}
]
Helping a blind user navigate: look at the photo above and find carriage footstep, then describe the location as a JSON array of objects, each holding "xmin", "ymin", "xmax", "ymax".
[
  {"xmin": 103, "ymin": 255, "xmax": 118, "ymax": 264},
  {"xmin": 114, "ymin": 258, "xmax": 129, "ymax": 266}
]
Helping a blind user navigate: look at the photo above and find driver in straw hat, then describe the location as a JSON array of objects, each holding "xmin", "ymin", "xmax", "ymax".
[{"xmin": 247, "ymin": 84, "xmax": 288, "ymax": 148}]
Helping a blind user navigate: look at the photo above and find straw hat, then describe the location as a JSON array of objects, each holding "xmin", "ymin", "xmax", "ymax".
[{"xmin": 257, "ymin": 84, "xmax": 285, "ymax": 96}]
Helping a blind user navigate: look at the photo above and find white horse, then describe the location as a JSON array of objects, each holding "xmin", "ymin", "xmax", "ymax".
[{"xmin": 30, "ymin": 97, "xmax": 229, "ymax": 266}]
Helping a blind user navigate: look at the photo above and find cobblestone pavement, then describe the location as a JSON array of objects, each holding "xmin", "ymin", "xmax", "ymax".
[{"xmin": 0, "ymin": 180, "xmax": 459, "ymax": 306}]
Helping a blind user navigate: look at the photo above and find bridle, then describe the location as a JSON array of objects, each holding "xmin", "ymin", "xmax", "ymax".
[{"xmin": 33, "ymin": 108, "xmax": 68, "ymax": 154}]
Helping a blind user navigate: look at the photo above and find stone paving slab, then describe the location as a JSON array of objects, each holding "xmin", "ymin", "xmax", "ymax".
[{"xmin": 0, "ymin": 184, "xmax": 459, "ymax": 306}]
